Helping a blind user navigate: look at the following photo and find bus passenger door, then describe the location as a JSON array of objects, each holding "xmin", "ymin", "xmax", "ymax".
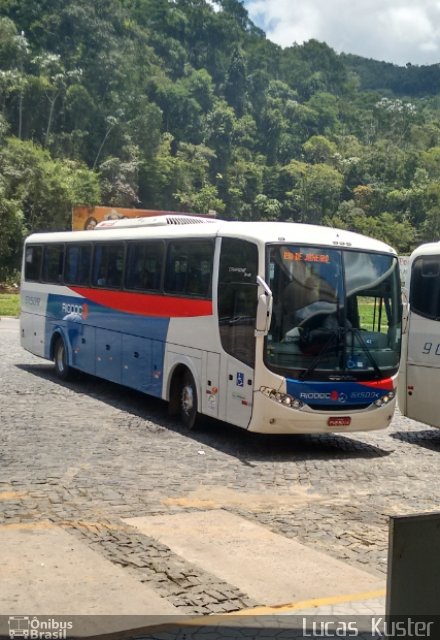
[{"xmin": 218, "ymin": 238, "xmax": 258, "ymax": 429}]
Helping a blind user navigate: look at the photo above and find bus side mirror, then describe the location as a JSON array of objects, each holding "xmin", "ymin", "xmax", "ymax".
[{"xmin": 255, "ymin": 276, "xmax": 273, "ymax": 336}]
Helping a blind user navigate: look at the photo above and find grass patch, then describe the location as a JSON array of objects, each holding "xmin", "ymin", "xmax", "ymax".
[
  {"xmin": 358, "ymin": 299, "xmax": 389, "ymax": 333},
  {"xmin": 0, "ymin": 293, "xmax": 20, "ymax": 317}
]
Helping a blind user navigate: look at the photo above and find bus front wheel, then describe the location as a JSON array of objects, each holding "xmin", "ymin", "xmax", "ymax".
[
  {"xmin": 53, "ymin": 336, "xmax": 72, "ymax": 381},
  {"xmin": 180, "ymin": 371, "xmax": 199, "ymax": 430}
]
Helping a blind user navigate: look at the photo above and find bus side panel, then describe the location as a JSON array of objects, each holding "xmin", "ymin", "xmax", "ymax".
[
  {"xmin": 406, "ymin": 364, "xmax": 440, "ymax": 428},
  {"xmin": 20, "ymin": 289, "xmax": 49, "ymax": 358},
  {"xmin": 201, "ymin": 351, "xmax": 220, "ymax": 418},
  {"xmin": 96, "ymin": 328, "xmax": 122, "ymax": 384},
  {"xmin": 164, "ymin": 315, "xmax": 229, "ymax": 418},
  {"xmin": 69, "ymin": 322, "xmax": 96, "ymax": 374},
  {"xmin": 44, "ymin": 291, "xmax": 170, "ymax": 394},
  {"xmin": 404, "ymin": 312, "xmax": 440, "ymax": 427},
  {"xmin": 122, "ymin": 336, "xmax": 165, "ymax": 396},
  {"xmin": 166, "ymin": 317, "xmax": 255, "ymax": 428},
  {"xmin": 21, "ymin": 310, "xmax": 47, "ymax": 358}
]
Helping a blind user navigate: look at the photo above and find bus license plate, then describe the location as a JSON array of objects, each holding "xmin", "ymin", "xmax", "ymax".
[{"xmin": 328, "ymin": 417, "xmax": 351, "ymax": 427}]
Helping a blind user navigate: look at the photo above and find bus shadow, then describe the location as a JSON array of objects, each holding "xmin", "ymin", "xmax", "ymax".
[
  {"xmin": 391, "ymin": 429, "xmax": 440, "ymax": 452},
  {"xmin": 17, "ymin": 363, "xmax": 391, "ymax": 463}
]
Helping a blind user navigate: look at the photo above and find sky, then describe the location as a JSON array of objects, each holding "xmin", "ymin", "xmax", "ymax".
[{"xmin": 242, "ymin": 0, "xmax": 440, "ymax": 67}]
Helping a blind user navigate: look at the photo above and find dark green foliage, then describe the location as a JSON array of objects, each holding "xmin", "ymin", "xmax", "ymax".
[
  {"xmin": 2, "ymin": 0, "xmax": 440, "ymax": 279},
  {"xmin": 342, "ymin": 53, "xmax": 440, "ymax": 96}
]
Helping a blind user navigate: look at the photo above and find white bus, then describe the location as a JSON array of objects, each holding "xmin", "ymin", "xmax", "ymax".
[
  {"xmin": 20, "ymin": 216, "xmax": 401, "ymax": 434},
  {"xmin": 398, "ymin": 242, "xmax": 440, "ymax": 428}
]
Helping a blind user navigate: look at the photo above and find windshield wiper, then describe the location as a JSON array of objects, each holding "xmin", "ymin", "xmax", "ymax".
[{"xmin": 348, "ymin": 328, "xmax": 383, "ymax": 379}]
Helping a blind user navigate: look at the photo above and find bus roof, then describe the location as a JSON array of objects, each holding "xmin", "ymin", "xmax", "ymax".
[
  {"xmin": 408, "ymin": 241, "xmax": 440, "ymax": 259},
  {"xmin": 25, "ymin": 219, "xmax": 396, "ymax": 254}
]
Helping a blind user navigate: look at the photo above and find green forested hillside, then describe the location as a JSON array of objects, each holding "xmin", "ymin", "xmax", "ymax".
[{"xmin": 1, "ymin": 0, "xmax": 440, "ymax": 279}]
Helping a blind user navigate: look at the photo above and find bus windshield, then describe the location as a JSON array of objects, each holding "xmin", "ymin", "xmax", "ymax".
[{"xmin": 266, "ymin": 245, "xmax": 401, "ymax": 380}]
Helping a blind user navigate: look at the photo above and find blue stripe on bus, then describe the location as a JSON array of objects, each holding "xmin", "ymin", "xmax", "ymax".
[
  {"xmin": 45, "ymin": 293, "xmax": 170, "ymax": 397},
  {"xmin": 286, "ymin": 378, "xmax": 390, "ymax": 407},
  {"xmin": 45, "ymin": 294, "xmax": 170, "ymax": 338}
]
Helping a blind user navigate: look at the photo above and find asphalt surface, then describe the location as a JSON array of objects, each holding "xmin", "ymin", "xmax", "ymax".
[{"xmin": 1, "ymin": 316, "xmax": 439, "ymax": 620}]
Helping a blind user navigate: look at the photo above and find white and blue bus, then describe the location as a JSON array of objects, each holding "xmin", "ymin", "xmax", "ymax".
[
  {"xmin": 20, "ymin": 215, "xmax": 401, "ymax": 434},
  {"xmin": 398, "ymin": 241, "xmax": 440, "ymax": 428}
]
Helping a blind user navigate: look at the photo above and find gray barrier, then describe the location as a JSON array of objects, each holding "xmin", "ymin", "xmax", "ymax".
[{"xmin": 387, "ymin": 511, "xmax": 440, "ymax": 615}]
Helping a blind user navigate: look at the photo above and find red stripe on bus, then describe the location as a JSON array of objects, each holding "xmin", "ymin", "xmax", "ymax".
[
  {"xmin": 361, "ymin": 378, "xmax": 394, "ymax": 391},
  {"xmin": 69, "ymin": 287, "xmax": 213, "ymax": 317}
]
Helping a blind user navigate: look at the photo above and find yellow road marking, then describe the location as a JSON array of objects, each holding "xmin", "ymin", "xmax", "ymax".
[
  {"xmin": 0, "ymin": 521, "xmax": 54, "ymax": 531},
  {"xmin": 0, "ymin": 522, "xmax": 386, "ymax": 623},
  {"xmin": 171, "ymin": 589, "xmax": 387, "ymax": 629},
  {"xmin": 0, "ymin": 491, "xmax": 28, "ymax": 500},
  {"xmin": 223, "ymin": 588, "xmax": 386, "ymax": 616}
]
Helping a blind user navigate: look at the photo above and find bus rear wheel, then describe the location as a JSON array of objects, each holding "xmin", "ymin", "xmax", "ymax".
[
  {"xmin": 53, "ymin": 336, "xmax": 72, "ymax": 381},
  {"xmin": 180, "ymin": 371, "xmax": 199, "ymax": 430}
]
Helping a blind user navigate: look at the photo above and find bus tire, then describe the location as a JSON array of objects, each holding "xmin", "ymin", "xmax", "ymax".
[
  {"xmin": 53, "ymin": 336, "xmax": 72, "ymax": 381},
  {"xmin": 180, "ymin": 370, "xmax": 199, "ymax": 430}
]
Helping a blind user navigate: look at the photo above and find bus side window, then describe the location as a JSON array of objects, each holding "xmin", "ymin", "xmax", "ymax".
[
  {"xmin": 65, "ymin": 245, "xmax": 91, "ymax": 286},
  {"xmin": 24, "ymin": 245, "xmax": 43, "ymax": 282},
  {"xmin": 92, "ymin": 243, "xmax": 124, "ymax": 289},
  {"xmin": 125, "ymin": 241, "xmax": 164, "ymax": 292},
  {"xmin": 41, "ymin": 244, "xmax": 65, "ymax": 284},
  {"xmin": 165, "ymin": 240, "xmax": 213, "ymax": 297}
]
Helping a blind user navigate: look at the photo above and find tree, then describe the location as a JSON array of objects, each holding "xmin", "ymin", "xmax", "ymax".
[
  {"xmin": 32, "ymin": 53, "xmax": 82, "ymax": 147},
  {"xmin": 0, "ymin": 188, "xmax": 24, "ymax": 281},
  {"xmin": 0, "ymin": 137, "xmax": 100, "ymax": 232},
  {"xmin": 99, "ymin": 148, "xmax": 141, "ymax": 207},
  {"xmin": 282, "ymin": 160, "xmax": 343, "ymax": 223},
  {"xmin": 224, "ymin": 48, "xmax": 246, "ymax": 117},
  {"xmin": 252, "ymin": 194, "xmax": 281, "ymax": 221},
  {"xmin": 303, "ymin": 135, "xmax": 337, "ymax": 164},
  {"xmin": 0, "ymin": 20, "xmax": 30, "ymax": 139}
]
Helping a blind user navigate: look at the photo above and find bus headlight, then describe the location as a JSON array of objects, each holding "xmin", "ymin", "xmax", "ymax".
[
  {"xmin": 260, "ymin": 386, "xmax": 304, "ymax": 410},
  {"xmin": 374, "ymin": 391, "xmax": 395, "ymax": 407}
]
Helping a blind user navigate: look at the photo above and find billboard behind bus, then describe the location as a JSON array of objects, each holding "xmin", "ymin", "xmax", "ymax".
[{"xmin": 72, "ymin": 206, "xmax": 196, "ymax": 231}]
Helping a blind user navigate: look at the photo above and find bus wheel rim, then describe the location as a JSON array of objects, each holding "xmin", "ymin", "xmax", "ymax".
[
  {"xmin": 56, "ymin": 343, "xmax": 65, "ymax": 372},
  {"xmin": 182, "ymin": 385, "xmax": 194, "ymax": 415}
]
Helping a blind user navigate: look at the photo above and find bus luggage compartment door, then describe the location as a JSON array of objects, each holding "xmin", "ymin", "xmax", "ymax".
[
  {"xmin": 69, "ymin": 323, "xmax": 96, "ymax": 374},
  {"xmin": 96, "ymin": 329, "xmax": 122, "ymax": 384}
]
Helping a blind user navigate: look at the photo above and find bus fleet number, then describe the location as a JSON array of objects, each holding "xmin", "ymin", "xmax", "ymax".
[{"xmin": 422, "ymin": 342, "xmax": 440, "ymax": 355}]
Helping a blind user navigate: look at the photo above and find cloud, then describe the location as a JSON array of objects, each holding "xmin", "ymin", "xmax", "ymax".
[{"xmin": 244, "ymin": 0, "xmax": 440, "ymax": 66}]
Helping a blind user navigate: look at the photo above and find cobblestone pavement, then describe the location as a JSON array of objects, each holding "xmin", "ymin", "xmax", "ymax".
[{"xmin": 1, "ymin": 317, "xmax": 440, "ymax": 615}]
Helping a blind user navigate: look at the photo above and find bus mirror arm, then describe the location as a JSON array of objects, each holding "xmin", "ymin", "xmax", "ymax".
[{"xmin": 255, "ymin": 276, "xmax": 273, "ymax": 336}]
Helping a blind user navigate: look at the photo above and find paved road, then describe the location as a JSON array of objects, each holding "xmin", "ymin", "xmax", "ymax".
[{"xmin": 1, "ymin": 317, "xmax": 439, "ymax": 617}]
